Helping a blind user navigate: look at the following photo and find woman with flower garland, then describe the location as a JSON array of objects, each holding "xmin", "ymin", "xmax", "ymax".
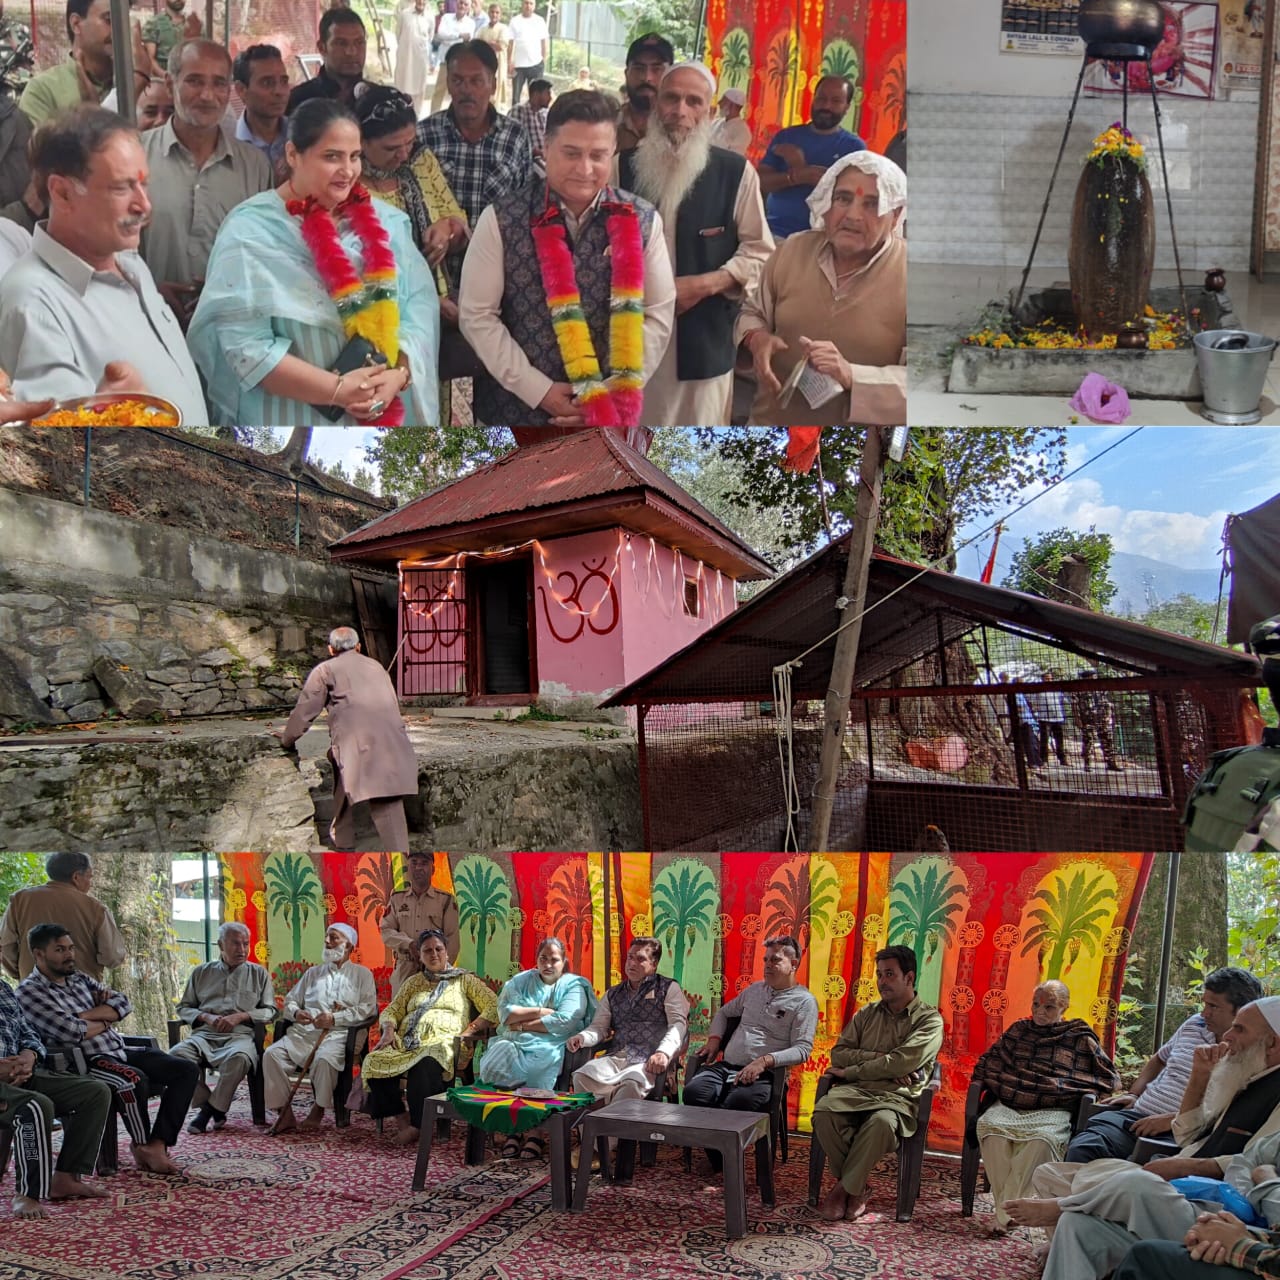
[
  {"xmin": 187, "ymin": 98, "xmax": 439, "ymax": 426},
  {"xmin": 458, "ymin": 88, "xmax": 675, "ymax": 428}
]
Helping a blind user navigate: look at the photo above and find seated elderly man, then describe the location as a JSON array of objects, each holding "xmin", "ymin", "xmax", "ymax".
[
  {"xmin": 262, "ymin": 922, "xmax": 376, "ymax": 1134},
  {"xmin": 738, "ymin": 150, "xmax": 905, "ymax": 427},
  {"xmin": 1008, "ymin": 996, "xmax": 1280, "ymax": 1280},
  {"xmin": 684, "ymin": 933, "xmax": 818, "ymax": 1171},
  {"xmin": 16, "ymin": 923, "xmax": 199, "ymax": 1175},
  {"xmin": 0, "ymin": 976, "xmax": 111, "ymax": 1219},
  {"xmin": 567, "ymin": 935, "xmax": 688, "ymax": 1180},
  {"xmin": 0, "ymin": 106, "xmax": 209, "ymax": 421},
  {"xmin": 1117, "ymin": 1204, "xmax": 1280, "ymax": 1280},
  {"xmin": 1068, "ymin": 966, "xmax": 1263, "ymax": 1164},
  {"xmin": 172, "ymin": 921, "xmax": 276, "ymax": 1133},
  {"xmin": 812, "ymin": 944, "xmax": 944, "ymax": 1222}
]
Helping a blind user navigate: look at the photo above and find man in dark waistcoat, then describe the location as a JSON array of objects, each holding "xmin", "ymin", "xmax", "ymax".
[
  {"xmin": 459, "ymin": 87, "xmax": 675, "ymax": 427},
  {"xmin": 620, "ymin": 60, "xmax": 772, "ymax": 427},
  {"xmin": 568, "ymin": 935, "xmax": 688, "ymax": 1181}
]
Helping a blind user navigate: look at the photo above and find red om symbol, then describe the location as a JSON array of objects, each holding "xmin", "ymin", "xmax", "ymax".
[{"xmin": 538, "ymin": 556, "xmax": 620, "ymax": 643}]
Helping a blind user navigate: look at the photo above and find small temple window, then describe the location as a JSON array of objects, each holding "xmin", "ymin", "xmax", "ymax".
[{"xmin": 683, "ymin": 578, "xmax": 700, "ymax": 617}]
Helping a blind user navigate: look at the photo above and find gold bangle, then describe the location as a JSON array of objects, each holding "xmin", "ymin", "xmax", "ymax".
[{"xmin": 333, "ymin": 372, "xmax": 345, "ymax": 403}]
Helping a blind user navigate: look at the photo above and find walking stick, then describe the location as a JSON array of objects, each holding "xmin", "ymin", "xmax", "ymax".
[{"xmin": 268, "ymin": 1026, "xmax": 326, "ymax": 1135}]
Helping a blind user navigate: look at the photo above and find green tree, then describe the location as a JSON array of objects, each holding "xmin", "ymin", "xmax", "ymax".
[
  {"xmin": 1126, "ymin": 593, "xmax": 1217, "ymax": 643},
  {"xmin": 693, "ymin": 427, "xmax": 1069, "ymax": 569},
  {"xmin": 0, "ymin": 853, "xmax": 43, "ymax": 906},
  {"xmin": 453, "ymin": 856, "xmax": 511, "ymax": 980},
  {"xmin": 888, "ymin": 858, "xmax": 965, "ymax": 971},
  {"xmin": 264, "ymin": 853, "xmax": 323, "ymax": 961},
  {"xmin": 651, "ymin": 859, "xmax": 717, "ymax": 987},
  {"xmin": 624, "ymin": 0, "xmax": 699, "ymax": 58},
  {"xmin": 761, "ymin": 858, "xmax": 840, "ymax": 952},
  {"xmin": 1021, "ymin": 866, "xmax": 1117, "ymax": 981},
  {"xmin": 352, "ymin": 465, "xmax": 378, "ymax": 494},
  {"xmin": 187, "ymin": 426, "xmax": 283, "ymax": 451},
  {"xmin": 365, "ymin": 427, "xmax": 513, "ymax": 503},
  {"xmin": 1004, "ymin": 526, "xmax": 1117, "ymax": 610},
  {"xmin": 355, "ymin": 854, "xmax": 406, "ymax": 925}
]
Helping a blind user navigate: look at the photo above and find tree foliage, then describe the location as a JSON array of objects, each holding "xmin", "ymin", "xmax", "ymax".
[
  {"xmin": 624, "ymin": 0, "xmax": 700, "ymax": 59},
  {"xmin": 365, "ymin": 427, "xmax": 513, "ymax": 503},
  {"xmin": 0, "ymin": 853, "xmax": 43, "ymax": 906},
  {"xmin": 693, "ymin": 427, "xmax": 1069, "ymax": 569},
  {"xmin": 1127, "ymin": 593, "xmax": 1218, "ymax": 644},
  {"xmin": 1004, "ymin": 525, "xmax": 1118, "ymax": 610}
]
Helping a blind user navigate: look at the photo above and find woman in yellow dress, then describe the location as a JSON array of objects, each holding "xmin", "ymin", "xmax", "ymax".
[
  {"xmin": 475, "ymin": 4, "xmax": 511, "ymax": 110},
  {"xmin": 362, "ymin": 928, "xmax": 498, "ymax": 1146}
]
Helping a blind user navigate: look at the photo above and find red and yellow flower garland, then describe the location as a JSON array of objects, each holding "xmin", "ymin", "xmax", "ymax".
[
  {"xmin": 289, "ymin": 184, "xmax": 405, "ymax": 427},
  {"xmin": 532, "ymin": 196, "xmax": 644, "ymax": 427}
]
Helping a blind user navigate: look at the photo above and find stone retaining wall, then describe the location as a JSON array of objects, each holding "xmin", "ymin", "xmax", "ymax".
[{"xmin": 0, "ymin": 488, "xmax": 392, "ymax": 725}]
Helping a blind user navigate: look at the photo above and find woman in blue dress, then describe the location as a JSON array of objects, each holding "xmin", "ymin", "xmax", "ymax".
[
  {"xmin": 187, "ymin": 98, "xmax": 439, "ymax": 427},
  {"xmin": 482, "ymin": 935, "xmax": 596, "ymax": 1158}
]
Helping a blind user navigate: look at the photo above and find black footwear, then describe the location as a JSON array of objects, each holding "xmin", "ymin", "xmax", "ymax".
[
  {"xmin": 210, "ymin": 1108, "xmax": 228, "ymax": 1131},
  {"xmin": 188, "ymin": 1106, "xmax": 214, "ymax": 1134}
]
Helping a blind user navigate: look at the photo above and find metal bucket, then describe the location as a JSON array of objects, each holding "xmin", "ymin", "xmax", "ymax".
[{"xmin": 1192, "ymin": 329, "xmax": 1277, "ymax": 425}]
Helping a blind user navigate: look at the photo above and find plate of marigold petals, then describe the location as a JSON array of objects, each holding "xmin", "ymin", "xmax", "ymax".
[{"xmin": 32, "ymin": 393, "xmax": 182, "ymax": 426}]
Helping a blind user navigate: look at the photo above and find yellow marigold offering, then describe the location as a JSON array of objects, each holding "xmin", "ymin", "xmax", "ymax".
[
  {"xmin": 963, "ymin": 309, "xmax": 1187, "ymax": 351},
  {"xmin": 1087, "ymin": 122, "xmax": 1145, "ymax": 172},
  {"xmin": 32, "ymin": 399, "xmax": 179, "ymax": 426}
]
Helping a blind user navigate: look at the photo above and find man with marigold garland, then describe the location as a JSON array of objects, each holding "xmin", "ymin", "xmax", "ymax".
[{"xmin": 458, "ymin": 87, "xmax": 674, "ymax": 428}]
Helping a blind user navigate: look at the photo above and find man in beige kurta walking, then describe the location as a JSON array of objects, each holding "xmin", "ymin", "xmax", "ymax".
[
  {"xmin": 621, "ymin": 60, "xmax": 772, "ymax": 427},
  {"xmin": 276, "ymin": 626, "xmax": 419, "ymax": 853},
  {"xmin": 812, "ymin": 943, "xmax": 944, "ymax": 1221}
]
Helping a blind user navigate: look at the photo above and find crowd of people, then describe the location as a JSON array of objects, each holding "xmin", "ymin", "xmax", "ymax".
[
  {"xmin": 0, "ymin": 1, "xmax": 903, "ymax": 428},
  {"xmin": 9, "ymin": 851, "xmax": 1280, "ymax": 1280}
]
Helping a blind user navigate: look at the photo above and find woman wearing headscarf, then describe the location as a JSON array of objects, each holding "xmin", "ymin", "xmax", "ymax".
[
  {"xmin": 972, "ymin": 980, "xmax": 1120, "ymax": 1235},
  {"xmin": 482, "ymin": 935, "xmax": 596, "ymax": 1159},
  {"xmin": 738, "ymin": 149, "xmax": 906, "ymax": 426},
  {"xmin": 363, "ymin": 927, "xmax": 497, "ymax": 1146},
  {"xmin": 187, "ymin": 97, "xmax": 440, "ymax": 427}
]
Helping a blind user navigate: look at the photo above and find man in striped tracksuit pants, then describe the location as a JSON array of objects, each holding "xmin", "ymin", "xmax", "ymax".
[
  {"xmin": 0, "ymin": 978, "xmax": 111, "ymax": 1218},
  {"xmin": 17, "ymin": 924, "xmax": 198, "ymax": 1175}
]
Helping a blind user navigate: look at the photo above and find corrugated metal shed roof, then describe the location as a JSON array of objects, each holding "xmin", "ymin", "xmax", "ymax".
[
  {"xmin": 602, "ymin": 533, "xmax": 1261, "ymax": 705},
  {"xmin": 329, "ymin": 430, "xmax": 772, "ymax": 579}
]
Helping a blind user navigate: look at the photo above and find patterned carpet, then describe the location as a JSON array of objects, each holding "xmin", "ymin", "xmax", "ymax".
[{"xmin": 1, "ymin": 1096, "xmax": 1048, "ymax": 1280}]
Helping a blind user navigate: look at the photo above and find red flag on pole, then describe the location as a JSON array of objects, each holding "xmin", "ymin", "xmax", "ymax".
[
  {"xmin": 980, "ymin": 523, "xmax": 1003, "ymax": 584},
  {"xmin": 783, "ymin": 427, "xmax": 823, "ymax": 474}
]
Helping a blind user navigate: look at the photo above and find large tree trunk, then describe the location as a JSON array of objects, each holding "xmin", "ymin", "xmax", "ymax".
[
  {"xmin": 1129, "ymin": 852, "xmax": 1228, "ymax": 1061},
  {"xmin": 275, "ymin": 427, "xmax": 314, "ymax": 473},
  {"xmin": 93, "ymin": 855, "xmax": 181, "ymax": 1043}
]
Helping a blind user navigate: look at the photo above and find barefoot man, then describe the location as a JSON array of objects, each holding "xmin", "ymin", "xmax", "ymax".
[
  {"xmin": 262, "ymin": 922, "xmax": 376, "ymax": 1134},
  {"xmin": 0, "ymin": 977, "xmax": 111, "ymax": 1218}
]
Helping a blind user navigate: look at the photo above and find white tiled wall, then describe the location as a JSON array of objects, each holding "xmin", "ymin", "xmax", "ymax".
[{"xmin": 909, "ymin": 90, "xmax": 1260, "ymax": 271}]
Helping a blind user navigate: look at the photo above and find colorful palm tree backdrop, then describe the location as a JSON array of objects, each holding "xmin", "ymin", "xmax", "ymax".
[
  {"xmin": 354, "ymin": 854, "xmax": 405, "ymax": 925},
  {"xmin": 264, "ymin": 853, "xmax": 322, "ymax": 961},
  {"xmin": 454, "ymin": 856, "xmax": 511, "ymax": 981},
  {"xmin": 1021, "ymin": 866, "xmax": 1119, "ymax": 981},
  {"xmin": 762, "ymin": 857, "xmax": 840, "ymax": 952},
  {"xmin": 888, "ymin": 858, "xmax": 967, "ymax": 975},
  {"xmin": 548, "ymin": 861, "xmax": 598, "ymax": 977},
  {"xmin": 652, "ymin": 859, "xmax": 718, "ymax": 987}
]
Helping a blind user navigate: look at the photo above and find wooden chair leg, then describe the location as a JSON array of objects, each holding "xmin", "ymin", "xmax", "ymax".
[{"xmin": 807, "ymin": 1127, "xmax": 826, "ymax": 1206}]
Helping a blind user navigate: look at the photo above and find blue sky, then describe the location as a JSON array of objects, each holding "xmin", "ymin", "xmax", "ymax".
[{"xmin": 307, "ymin": 426, "xmax": 1280, "ymax": 577}]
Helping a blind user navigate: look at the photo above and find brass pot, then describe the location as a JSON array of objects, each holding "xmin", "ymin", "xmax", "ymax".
[
  {"xmin": 1077, "ymin": 0, "xmax": 1165, "ymax": 52},
  {"xmin": 1116, "ymin": 323, "xmax": 1148, "ymax": 349}
]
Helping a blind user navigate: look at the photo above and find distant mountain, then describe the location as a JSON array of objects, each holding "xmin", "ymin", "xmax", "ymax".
[{"xmin": 1107, "ymin": 552, "xmax": 1222, "ymax": 616}]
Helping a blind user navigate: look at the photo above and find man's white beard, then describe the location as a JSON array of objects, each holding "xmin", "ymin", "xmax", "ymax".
[
  {"xmin": 630, "ymin": 118, "xmax": 714, "ymax": 226},
  {"xmin": 322, "ymin": 947, "xmax": 345, "ymax": 964},
  {"xmin": 1203, "ymin": 1039, "xmax": 1270, "ymax": 1122}
]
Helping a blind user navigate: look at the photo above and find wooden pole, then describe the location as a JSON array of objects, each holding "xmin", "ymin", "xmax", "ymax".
[
  {"xmin": 109, "ymin": 0, "xmax": 136, "ymax": 124},
  {"xmin": 809, "ymin": 427, "xmax": 887, "ymax": 853}
]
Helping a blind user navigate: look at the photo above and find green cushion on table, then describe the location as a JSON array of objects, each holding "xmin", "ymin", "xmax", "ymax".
[{"xmin": 445, "ymin": 1083, "xmax": 595, "ymax": 1135}]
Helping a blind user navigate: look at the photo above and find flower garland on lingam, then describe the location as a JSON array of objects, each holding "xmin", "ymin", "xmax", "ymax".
[
  {"xmin": 532, "ymin": 197, "xmax": 644, "ymax": 427},
  {"xmin": 289, "ymin": 185, "xmax": 405, "ymax": 427},
  {"xmin": 1086, "ymin": 122, "xmax": 1146, "ymax": 172}
]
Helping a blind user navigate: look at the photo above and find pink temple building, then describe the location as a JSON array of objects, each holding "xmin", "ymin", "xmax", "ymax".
[{"xmin": 328, "ymin": 429, "xmax": 772, "ymax": 711}]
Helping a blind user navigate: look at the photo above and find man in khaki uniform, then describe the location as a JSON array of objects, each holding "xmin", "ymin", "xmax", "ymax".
[
  {"xmin": 380, "ymin": 853, "xmax": 460, "ymax": 992},
  {"xmin": 812, "ymin": 943, "xmax": 944, "ymax": 1222},
  {"xmin": 1, "ymin": 853, "xmax": 126, "ymax": 981},
  {"xmin": 277, "ymin": 626, "xmax": 419, "ymax": 853}
]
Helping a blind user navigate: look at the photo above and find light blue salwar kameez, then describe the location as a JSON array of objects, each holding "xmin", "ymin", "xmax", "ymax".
[
  {"xmin": 187, "ymin": 190, "xmax": 440, "ymax": 426},
  {"xmin": 481, "ymin": 968, "xmax": 597, "ymax": 1091}
]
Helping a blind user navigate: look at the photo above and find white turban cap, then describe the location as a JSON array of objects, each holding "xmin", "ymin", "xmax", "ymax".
[
  {"xmin": 807, "ymin": 150, "xmax": 908, "ymax": 229},
  {"xmin": 661, "ymin": 60, "xmax": 717, "ymax": 96},
  {"xmin": 329, "ymin": 922, "xmax": 358, "ymax": 948},
  {"xmin": 1254, "ymin": 995, "xmax": 1280, "ymax": 1037}
]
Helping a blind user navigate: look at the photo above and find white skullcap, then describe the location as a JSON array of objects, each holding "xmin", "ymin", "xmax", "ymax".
[
  {"xmin": 662, "ymin": 60, "xmax": 717, "ymax": 96},
  {"xmin": 807, "ymin": 150, "xmax": 907, "ymax": 227},
  {"xmin": 1253, "ymin": 996, "xmax": 1280, "ymax": 1037},
  {"xmin": 720, "ymin": 86, "xmax": 746, "ymax": 106},
  {"xmin": 328, "ymin": 922, "xmax": 358, "ymax": 948}
]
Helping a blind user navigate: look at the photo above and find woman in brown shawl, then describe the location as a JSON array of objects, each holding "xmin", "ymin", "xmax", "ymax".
[{"xmin": 973, "ymin": 980, "xmax": 1119, "ymax": 1234}]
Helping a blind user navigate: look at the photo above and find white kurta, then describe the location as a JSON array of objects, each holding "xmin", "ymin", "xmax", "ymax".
[
  {"xmin": 395, "ymin": 5, "xmax": 434, "ymax": 114},
  {"xmin": 262, "ymin": 960, "xmax": 378, "ymax": 1110},
  {"xmin": 639, "ymin": 160, "xmax": 773, "ymax": 428},
  {"xmin": 572, "ymin": 980, "xmax": 689, "ymax": 1103}
]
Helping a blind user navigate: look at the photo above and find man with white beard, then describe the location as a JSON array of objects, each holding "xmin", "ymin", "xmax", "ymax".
[
  {"xmin": 262, "ymin": 923, "xmax": 377, "ymax": 1133},
  {"xmin": 1002, "ymin": 997, "xmax": 1280, "ymax": 1280},
  {"xmin": 619, "ymin": 60, "xmax": 771, "ymax": 427}
]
